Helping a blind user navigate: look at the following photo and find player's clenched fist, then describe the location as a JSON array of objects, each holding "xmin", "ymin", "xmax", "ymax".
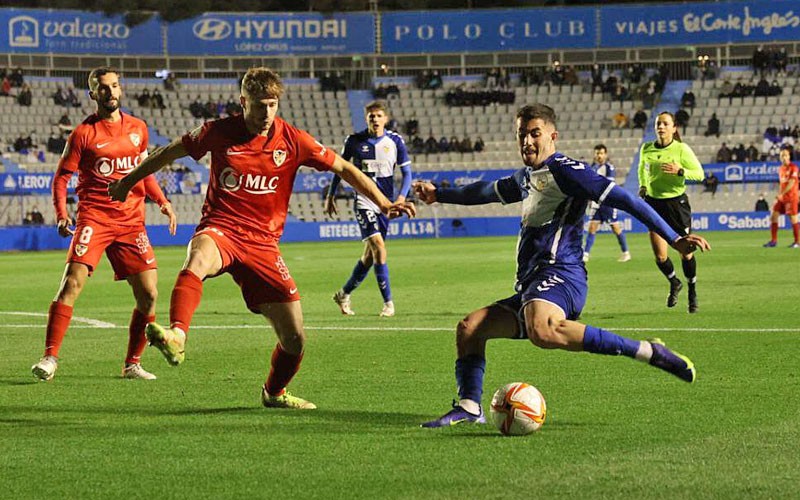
[
  {"xmin": 413, "ymin": 181, "xmax": 438, "ymax": 204},
  {"xmin": 672, "ymin": 233, "xmax": 710, "ymax": 255}
]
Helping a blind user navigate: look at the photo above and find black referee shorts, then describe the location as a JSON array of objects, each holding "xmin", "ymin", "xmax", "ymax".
[{"xmin": 644, "ymin": 193, "xmax": 692, "ymax": 236}]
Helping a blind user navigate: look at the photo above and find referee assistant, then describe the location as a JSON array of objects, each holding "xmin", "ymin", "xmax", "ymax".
[{"xmin": 638, "ymin": 111, "xmax": 705, "ymax": 313}]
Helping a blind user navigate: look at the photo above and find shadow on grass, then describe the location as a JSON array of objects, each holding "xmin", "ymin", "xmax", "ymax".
[{"xmin": 0, "ymin": 378, "xmax": 37, "ymax": 386}]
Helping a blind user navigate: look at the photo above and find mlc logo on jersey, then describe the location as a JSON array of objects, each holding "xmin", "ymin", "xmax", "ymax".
[
  {"xmin": 219, "ymin": 167, "xmax": 280, "ymax": 194},
  {"xmin": 95, "ymin": 156, "xmax": 140, "ymax": 177},
  {"xmin": 193, "ymin": 18, "xmax": 232, "ymax": 41},
  {"xmin": 9, "ymin": 16, "xmax": 39, "ymax": 48}
]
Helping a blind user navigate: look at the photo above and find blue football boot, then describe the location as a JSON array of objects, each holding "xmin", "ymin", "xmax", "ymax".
[
  {"xmin": 649, "ymin": 338, "xmax": 696, "ymax": 383},
  {"xmin": 421, "ymin": 401, "xmax": 486, "ymax": 428}
]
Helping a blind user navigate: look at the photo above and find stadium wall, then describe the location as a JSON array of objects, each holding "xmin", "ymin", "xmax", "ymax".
[{"xmin": 0, "ymin": 212, "xmax": 790, "ymax": 252}]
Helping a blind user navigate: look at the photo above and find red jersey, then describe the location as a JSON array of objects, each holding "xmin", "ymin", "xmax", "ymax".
[
  {"xmin": 182, "ymin": 115, "xmax": 336, "ymax": 241},
  {"xmin": 778, "ymin": 162, "xmax": 799, "ymax": 202},
  {"xmin": 55, "ymin": 112, "xmax": 165, "ymax": 225}
]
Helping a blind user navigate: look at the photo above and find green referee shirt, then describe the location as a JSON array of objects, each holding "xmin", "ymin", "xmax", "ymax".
[{"xmin": 638, "ymin": 140, "xmax": 704, "ymax": 199}]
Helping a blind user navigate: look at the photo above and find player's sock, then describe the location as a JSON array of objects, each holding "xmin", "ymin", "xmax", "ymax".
[
  {"xmin": 169, "ymin": 270, "xmax": 203, "ymax": 334},
  {"xmin": 582, "ymin": 325, "xmax": 640, "ymax": 358},
  {"xmin": 125, "ymin": 309, "xmax": 154, "ymax": 365},
  {"xmin": 656, "ymin": 258, "xmax": 676, "ymax": 280},
  {"xmin": 342, "ymin": 259, "xmax": 370, "ymax": 294},
  {"xmin": 455, "ymin": 354, "xmax": 485, "ymax": 413},
  {"xmin": 681, "ymin": 257, "xmax": 697, "ymax": 283},
  {"xmin": 617, "ymin": 233, "xmax": 629, "ymax": 252},
  {"xmin": 793, "ymin": 223, "xmax": 799, "ymax": 243},
  {"xmin": 44, "ymin": 301, "xmax": 73, "ymax": 358},
  {"xmin": 264, "ymin": 343, "xmax": 303, "ymax": 396},
  {"xmin": 770, "ymin": 222, "xmax": 778, "ymax": 242},
  {"xmin": 373, "ymin": 263, "xmax": 392, "ymax": 303},
  {"xmin": 584, "ymin": 233, "xmax": 596, "ymax": 254}
]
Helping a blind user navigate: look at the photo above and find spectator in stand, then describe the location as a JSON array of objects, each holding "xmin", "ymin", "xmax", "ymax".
[
  {"xmin": 774, "ymin": 47, "xmax": 788, "ymax": 76},
  {"xmin": 754, "ymin": 77, "xmax": 770, "ymax": 98},
  {"xmin": 612, "ymin": 83, "xmax": 629, "ymax": 105},
  {"xmin": 137, "ymin": 89, "xmax": 152, "ymax": 107},
  {"xmin": 415, "ymin": 71, "xmax": 429, "ymax": 90},
  {"xmin": 204, "ymin": 98, "xmax": 217, "ymax": 119},
  {"xmin": 702, "ymin": 172, "xmax": 719, "ymax": 197},
  {"xmin": 459, "ymin": 136, "xmax": 472, "ymax": 153},
  {"xmin": 485, "ymin": 68, "xmax": 499, "ymax": 88},
  {"xmin": 755, "ymin": 193, "xmax": 770, "ymax": 212},
  {"xmin": 9, "ymin": 67, "xmax": 24, "ymax": 87},
  {"xmin": 29, "ymin": 206, "xmax": 45, "ymax": 224},
  {"xmin": 17, "ymin": 82, "xmax": 31, "ymax": 106},
  {"xmin": 424, "ymin": 134, "xmax": 439, "ymax": 154},
  {"xmin": 1, "ymin": 75, "xmax": 12, "ymax": 97},
  {"xmin": 563, "ymin": 66, "xmax": 579, "ymax": 87},
  {"xmin": 550, "ymin": 61, "xmax": 565, "ymax": 86},
  {"xmin": 675, "ymin": 108, "xmax": 690, "ymax": 134},
  {"xmin": 386, "ymin": 117, "xmax": 399, "ymax": 133},
  {"xmin": 152, "ymin": 89, "xmax": 165, "ymax": 109},
  {"xmin": 47, "ymin": 132, "xmax": 66, "ymax": 154},
  {"xmin": 704, "ymin": 113, "xmax": 720, "ymax": 138},
  {"xmin": 65, "ymin": 87, "xmax": 80, "ymax": 107},
  {"xmin": 769, "ymin": 80, "xmax": 782, "ymax": 97},
  {"xmin": 372, "ymin": 83, "xmax": 388, "ymax": 99},
  {"xmin": 225, "ymin": 97, "xmax": 241, "ymax": 116},
  {"xmin": 612, "ymin": 111, "xmax": 629, "ymax": 129},
  {"xmin": 163, "ymin": 72, "xmax": 179, "ymax": 91},
  {"xmin": 427, "ymin": 71, "xmax": 442, "ymax": 90},
  {"xmin": 53, "ymin": 86, "xmax": 68, "ymax": 106},
  {"xmin": 498, "ymin": 68, "xmax": 510, "ymax": 89},
  {"xmin": 189, "ymin": 96, "xmax": 205, "ymax": 118},
  {"xmin": 732, "ymin": 144, "xmax": 747, "ymax": 162},
  {"xmin": 590, "ymin": 64, "xmax": 604, "ymax": 96},
  {"xmin": 409, "ymin": 134, "xmax": 424, "ymax": 155},
  {"xmin": 473, "ymin": 136, "xmax": 485, "ymax": 153},
  {"xmin": 746, "ymin": 143, "xmax": 760, "ymax": 162},
  {"xmin": 642, "ymin": 81, "xmax": 658, "ymax": 110},
  {"xmin": 718, "ymin": 79, "xmax": 733, "ymax": 103},
  {"xmin": 13, "ymin": 133, "xmax": 33, "ymax": 153},
  {"xmin": 633, "ymin": 108, "xmax": 648, "ymax": 129},
  {"xmin": 320, "ymin": 72, "xmax": 334, "ymax": 92},
  {"xmin": 753, "ymin": 46, "xmax": 769, "ymax": 77},
  {"xmin": 716, "ymin": 143, "xmax": 732, "ymax": 163},
  {"xmin": 437, "ymin": 136, "xmax": 450, "ymax": 153},
  {"xmin": 386, "ymin": 81, "xmax": 400, "ymax": 99},
  {"xmin": 57, "ymin": 112, "xmax": 72, "ymax": 132},
  {"xmin": 680, "ymin": 89, "xmax": 696, "ymax": 110},
  {"xmin": 404, "ymin": 117, "xmax": 419, "ymax": 137},
  {"xmin": 448, "ymin": 136, "xmax": 460, "ymax": 152}
]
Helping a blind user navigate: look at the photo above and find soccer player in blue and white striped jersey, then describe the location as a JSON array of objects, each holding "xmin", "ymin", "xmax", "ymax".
[
  {"xmin": 583, "ymin": 144, "xmax": 630, "ymax": 262},
  {"xmin": 415, "ymin": 104, "xmax": 709, "ymax": 428},
  {"xmin": 325, "ymin": 101, "xmax": 412, "ymax": 317}
]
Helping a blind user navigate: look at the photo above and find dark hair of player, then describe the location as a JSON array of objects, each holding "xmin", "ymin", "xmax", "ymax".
[
  {"xmin": 516, "ymin": 103, "xmax": 557, "ymax": 130},
  {"xmin": 594, "ymin": 144, "xmax": 607, "ymax": 152},
  {"xmin": 87, "ymin": 67, "xmax": 120, "ymax": 92},
  {"xmin": 241, "ymin": 67, "xmax": 284, "ymax": 100}
]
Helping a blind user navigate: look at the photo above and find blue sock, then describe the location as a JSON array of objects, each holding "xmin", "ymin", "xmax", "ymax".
[
  {"xmin": 374, "ymin": 263, "xmax": 392, "ymax": 302},
  {"xmin": 582, "ymin": 325, "xmax": 640, "ymax": 357},
  {"xmin": 617, "ymin": 232, "xmax": 629, "ymax": 252},
  {"xmin": 584, "ymin": 233, "xmax": 596, "ymax": 254},
  {"xmin": 342, "ymin": 260, "xmax": 370, "ymax": 294},
  {"xmin": 455, "ymin": 355, "xmax": 485, "ymax": 404}
]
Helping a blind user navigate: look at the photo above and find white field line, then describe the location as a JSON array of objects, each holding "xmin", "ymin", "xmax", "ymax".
[{"xmin": 0, "ymin": 311, "xmax": 116, "ymax": 328}]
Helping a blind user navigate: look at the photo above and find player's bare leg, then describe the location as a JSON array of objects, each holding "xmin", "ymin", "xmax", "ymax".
[
  {"xmin": 524, "ymin": 300, "xmax": 695, "ymax": 382},
  {"xmin": 258, "ymin": 301, "xmax": 316, "ymax": 409},
  {"xmin": 124, "ymin": 269, "xmax": 158, "ymax": 380},
  {"xmin": 422, "ymin": 304, "xmax": 518, "ymax": 427},
  {"xmin": 32, "ymin": 262, "xmax": 89, "ymax": 381},
  {"xmin": 147, "ymin": 234, "xmax": 223, "ymax": 366}
]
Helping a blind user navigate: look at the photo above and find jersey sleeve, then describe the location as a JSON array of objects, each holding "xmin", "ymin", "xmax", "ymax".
[
  {"xmin": 550, "ymin": 157, "xmax": 613, "ymax": 202},
  {"xmin": 637, "ymin": 144, "xmax": 647, "ymax": 188},
  {"xmin": 296, "ymin": 129, "xmax": 336, "ymax": 173},
  {"xmin": 495, "ymin": 167, "xmax": 528, "ymax": 204},
  {"xmin": 607, "ymin": 162, "xmax": 616, "ymax": 181},
  {"xmin": 181, "ymin": 122, "xmax": 215, "ymax": 162},
  {"xmin": 340, "ymin": 135, "xmax": 355, "ymax": 161},
  {"xmin": 394, "ymin": 135, "xmax": 411, "ymax": 168},
  {"xmin": 58, "ymin": 127, "xmax": 84, "ymax": 174},
  {"xmin": 679, "ymin": 143, "xmax": 704, "ymax": 181}
]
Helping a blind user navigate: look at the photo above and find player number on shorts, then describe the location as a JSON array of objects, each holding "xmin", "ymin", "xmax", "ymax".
[{"xmin": 78, "ymin": 226, "xmax": 94, "ymax": 244}]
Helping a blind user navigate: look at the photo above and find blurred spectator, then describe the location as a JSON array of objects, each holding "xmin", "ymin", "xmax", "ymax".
[
  {"xmin": 675, "ymin": 108, "xmax": 690, "ymax": 133},
  {"xmin": 53, "ymin": 86, "xmax": 68, "ymax": 106},
  {"xmin": 498, "ymin": 68, "xmax": 510, "ymax": 89},
  {"xmin": 386, "ymin": 81, "xmax": 400, "ymax": 99},
  {"xmin": 611, "ymin": 83, "xmax": 629, "ymax": 104},
  {"xmin": 732, "ymin": 143, "xmax": 747, "ymax": 162},
  {"xmin": 755, "ymin": 193, "xmax": 770, "ymax": 212},
  {"xmin": 13, "ymin": 133, "xmax": 33, "ymax": 154},
  {"xmin": 320, "ymin": 72, "xmax": 335, "ymax": 92},
  {"xmin": 152, "ymin": 89, "xmax": 165, "ymax": 109},
  {"xmin": 752, "ymin": 45, "xmax": 769, "ymax": 77},
  {"xmin": 404, "ymin": 117, "xmax": 419, "ymax": 136},
  {"xmin": 57, "ymin": 112, "xmax": 72, "ymax": 132},
  {"xmin": 520, "ymin": 66, "xmax": 544, "ymax": 87},
  {"xmin": 1, "ymin": 75, "xmax": 11, "ymax": 97},
  {"xmin": 163, "ymin": 72, "xmax": 179, "ymax": 91},
  {"xmin": 439, "ymin": 136, "xmax": 451, "ymax": 153},
  {"xmin": 65, "ymin": 87, "xmax": 80, "ymax": 107},
  {"xmin": 17, "ymin": 82, "xmax": 31, "ymax": 106},
  {"xmin": 746, "ymin": 143, "xmax": 760, "ymax": 162},
  {"xmin": 611, "ymin": 111, "xmax": 629, "ymax": 129},
  {"xmin": 704, "ymin": 113, "xmax": 720, "ymax": 138},
  {"xmin": 632, "ymin": 108, "xmax": 648, "ymax": 129},
  {"xmin": 774, "ymin": 47, "xmax": 788, "ymax": 76},
  {"xmin": 680, "ymin": 89, "xmax": 696, "ymax": 110},
  {"xmin": 427, "ymin": 71, "xmax": 442, "ymax": 90},
  {"xmin": 29, "ymin": 206, "xmax": 45, "ymax": 224},
  {"xmin": 372, "ymin": 83, "xmax": 388, "ymax": 99},
  {"xmin": 9, "ymin": 67, "xmax": 24, "ymax": 87},
  {"xmin": 485, "ymin": 68, "xmax": 499, "ymax": 88},
  {"xmin": 386, "ymin": 117, "xmax": 399, "ymax": 133},
  {"xmin": 424, "ymin": 134, "xmax": 438, "ymax": 154},
  {"xmin": 625, "ymin": 63, "xmax": 644, "ymax": 84},
  {"xmin": 409, "ymin": 134, "xmax": 424, "ymax": 155},
  {"xmin": 563, "ymin": 66, "xmax": 579, "ymax": 87},
  {"xmin": 459, "ymin": 136, "xmax": 472, "ymax": 153},
  {"xmin": 718, "ymin": 79, "xmax": 733, "ymax": 103},
  {"xmin": 590, "ymin": 64, "xmax": 604, "ymax": 96},
  {"xmin": 189, "ymin": 96, "xmax": 204, "ymax": 118},
  {"xmin": 473, "ymin": 136, "xmax": 485, "ymax": 153},
  {"xmin": 137, "ymin": 89, "xmax": 152, "ymax": 107},
  {"xmin": 768, "ymin": 80, "xmax": 782, "ymax": 97},
  {"xmin": 47, "ymin": 132, "xmax": 66, "ymax": 154},
  {"xmin": 225, "ymin": 98, "xmax": 242, "ymax": 116},
  {"xmin": 716, "ymin": 143, "xmax": 732, "ymax": 163},
  {"xmin": 642, "ymin": 81, "xmax": 657, "ymax": 110},
  {"xmin": 550, "ymin": 61, "xmax": 565, "ymax": 85},
  {"xmin": 701, "ymin": 172, "xmax": 719, "ymax": 197},
  {"xmin": 448, "ymin": 136, "xmax": 459, "ymax": 152},
  {"xmin": 754, "ymin": 77, "xmax": 770, "ymax": 98}
]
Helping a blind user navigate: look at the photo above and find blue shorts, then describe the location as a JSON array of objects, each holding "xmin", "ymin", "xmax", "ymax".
[
  {"xmin": 590, "ymin": 205, "xmax": 618, "ymax": 224},
  {"xmin": 355, "ymin": 208, "xmax": 388, "ymax": 240},
  {"xmin": 495, "ymin": 264, "xmax": 588, "ymax": 339}
]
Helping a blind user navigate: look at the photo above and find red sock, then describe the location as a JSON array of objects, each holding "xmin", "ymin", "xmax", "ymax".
[
  {"xmin": 770, "ymin": 222, "xmax": 778, "ymax": 242},
  {"xmin": 169, "ymin": 270, "xmax": 203, "ymax": 334},
  {"xmin": 44, "ymin": 301, "xmax": 73, "ymax": 358},
  {"xmin": 126, "ymin": 309, "xmax": 155, "ymax": 365},
  {"xmin": 793, "ymin": 223, "xmax": 800, "ymax": 243},
  {"xmin": 265, "ymin": 344, "xmax": 304, "ymax": 396}
]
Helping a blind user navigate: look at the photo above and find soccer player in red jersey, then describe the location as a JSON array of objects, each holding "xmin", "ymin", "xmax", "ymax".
[
  {"xmin": 109, "ymin": 67, "xmax": 414, "ymax": 409},
  {"xmin": 31, "ymin": 67, "xmax": 177, "ymax": 382},
  {"xmin": 764, "ymin": 146, "xmax": 799, "ymax": 248}
]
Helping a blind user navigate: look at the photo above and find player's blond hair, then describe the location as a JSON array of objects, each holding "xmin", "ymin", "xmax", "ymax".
[
  {"xmin": 241, "ymin": 67, "xmax": 284, "ymax": 100},
  {"xmin": 87, "ymin": 67, "xmax": 120, "ymax": 92},
  {"xmin": 364, "ymin": 100, "xmax": 388, "ymax": 114}
]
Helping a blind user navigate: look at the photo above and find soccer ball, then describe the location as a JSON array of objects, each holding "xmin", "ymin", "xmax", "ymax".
[{"xmin": 490, "ymin": 382, "xmax": 546, "ymax": 436}]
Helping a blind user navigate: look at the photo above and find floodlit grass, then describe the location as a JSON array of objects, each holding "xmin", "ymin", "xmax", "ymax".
[{"xmin": 1, "ymin": 231, "xmax": 798, "ymax": 499}]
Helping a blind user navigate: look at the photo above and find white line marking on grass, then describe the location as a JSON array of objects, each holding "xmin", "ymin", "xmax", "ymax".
[
  {"xmin": 0, "ymin": 311, "xmax": 117, "ymax": 328},
  {"xmin": 1, "ymin": 321, "xmax": 798, "ymax": 334}
]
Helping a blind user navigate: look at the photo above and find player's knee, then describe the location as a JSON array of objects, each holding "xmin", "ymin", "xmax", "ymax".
[
  {"xmin": 526, "ymin": 320, "xmax": 560, "ymax": 349},
  {"xmin": 137, "ymin": 287, "xmax": 158, "ymax": 310},
  {"xmin": 456, "ymin": 317, "xmax": 479, "ymax": 346},
  {"xmin": 60, "ymin": 274, "xmax": 85, "ymax": 299}
]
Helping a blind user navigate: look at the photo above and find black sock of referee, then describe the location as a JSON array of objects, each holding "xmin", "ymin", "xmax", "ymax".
[
  {"xmin": 681, "ymin": 257, "xmax": 697, "ymax": 288},
  {"xmin": 656, "ymin": 258, "xmax": 678, "ymax": 282}
]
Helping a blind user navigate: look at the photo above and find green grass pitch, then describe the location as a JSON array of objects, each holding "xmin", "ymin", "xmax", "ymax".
[{"xmin": 1, "ymin": 231, "xmax": 798, "ymax": 499}]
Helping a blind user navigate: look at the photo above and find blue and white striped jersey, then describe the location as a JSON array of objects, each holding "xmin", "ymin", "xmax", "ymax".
[
  {"xmin": 495, "ymin": 153, "xmax": 613, "ymax": 290},
  {"xmin": 591, "ymin": 161, "xmax": 616, "ymax": 182},
  {"xmin": 341, "ymin": 129, "xmax": 411, "ymax": 212}
]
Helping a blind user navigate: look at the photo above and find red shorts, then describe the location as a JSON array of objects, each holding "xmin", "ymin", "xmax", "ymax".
[
  {"xmin": 773, "ymin": 199, "xmax": 799, "ymax": 216},
  {"xmin": 67, "ymin": 220, "xmax": 156, "ymax": 280},
  {"xmin": 196, "ymin": 225, "xmax": 299, "ymax": 313}
]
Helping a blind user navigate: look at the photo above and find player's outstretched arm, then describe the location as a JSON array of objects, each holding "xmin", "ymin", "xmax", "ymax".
[
  {"xmin": 672, "ymin": 234, "xmax": 710, "ymax": 255},
  {"xmin": 331, "ymin": 155, "xmax": 415, "ymax": 219},
  {"xmin": 413, "ymin": 179, "xmax": 501, "ymax": 206},
  {"xmin": 108, "ymin": 138, "xmax": 188, "ymax": 202}
]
